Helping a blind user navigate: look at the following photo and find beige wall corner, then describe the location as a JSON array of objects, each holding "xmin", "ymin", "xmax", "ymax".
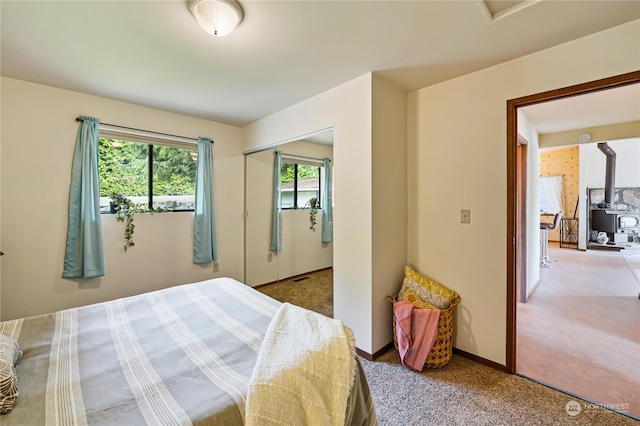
[
  {"xmin": 0, "ymin": 77, "xmax": 244, "ymax": 320},
  {"xmin": 407, "ymin": 20, "xmax": 639, "ymax": 365}
]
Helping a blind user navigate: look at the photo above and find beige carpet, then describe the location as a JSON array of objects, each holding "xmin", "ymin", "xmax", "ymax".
[
  {"xmin": 362, "ymin": 349, "xmax": 638, "ymax": 425},
  {"xmin": 256, "ymin": 268, "xmax": 638, "ymax": 424},
  {"xmin": 255, "ymin": 268, "xmax": 333, "ymax": 318}
]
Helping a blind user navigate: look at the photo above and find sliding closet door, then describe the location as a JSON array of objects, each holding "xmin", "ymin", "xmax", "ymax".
[
  {"xmin": 245, "ymin": 133, "xmax": 334, "ymax": 287},
  {"xmin": 245, "ymin": 149, "xmax": 279, "ymax": 286}
]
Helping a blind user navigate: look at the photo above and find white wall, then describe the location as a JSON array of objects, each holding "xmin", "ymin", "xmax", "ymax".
[
  {"xmin": 245, "ymin": 141, "xmax": 333, "ymax": 286},
  {"xmin": 407, "ymin": 20, "xmax": 640, "ymax": 365},
  {"xmin": 0, "ymin": 95, "xmax": 3, "ymax": 319},
  {"xmin": 517, "ymin": 111, "xmax": 541, "ymax": 298},
  {"xmin": 244, "ymin": 74, "xmax": 377, "ymax": 353},
  {"xmin": 581, "ymin": 138, "xmax": 640, "ymax": 189},
  {"xmin": 242, "ymin": 21, "xmax": 638, "ymax": 360},
  {"xmin": 371, "ymin": 74, "xmax": 407, "ymax": 352},
  {"xmin": 244, "ymin": 73, "xmax": 408, "ymax": 356},
  {"xmin": 245, "ymin": 149, "xmax": 279, "ymax": 285},
  {"xmin": 2, "ymin": 19, "xmax": 636, "ymax": 365},
  {"xmin": 0, "ymin": 77, "xmax": 245, "ymax": 320}
]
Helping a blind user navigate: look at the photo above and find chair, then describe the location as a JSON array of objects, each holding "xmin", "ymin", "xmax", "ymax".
[{"xmin": 540, "ymin": 211, "xmax": 563, "ymax": 267}]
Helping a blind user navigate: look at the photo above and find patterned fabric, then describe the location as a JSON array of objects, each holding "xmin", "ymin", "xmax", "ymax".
[
  {"xmin": 401, "ymin": 266, "xmax": 460, "ymax": 310},
  {"xmin": 0, "ymin": 334, "xmax": 22, "ymax": 414},
  {"xmin": 45, "ymin": 309, "xmax": 86, "ymax": 423},
  {"xmin": 400, "ymin": 280, "xmax": 439, "ymax": 310},
  {"xmin": 1, "ymin": 278, "xmax": 279, "ymax": 425},
  {"xmin": 246, "ymin": 303, "xmax": 361, "ymax": 426},
  {"xmin": 0, "ymin": 278, "xmax": 376, "ymax": 425}
]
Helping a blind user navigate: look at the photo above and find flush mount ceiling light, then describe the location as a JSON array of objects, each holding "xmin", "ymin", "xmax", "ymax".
[
  {"xmin": 189, "ymin": 0, "xmax": 243, "ymax": 37},
  {"xmin": 578, "ymin": 133, "xmax": 592, "ymax": 143}
]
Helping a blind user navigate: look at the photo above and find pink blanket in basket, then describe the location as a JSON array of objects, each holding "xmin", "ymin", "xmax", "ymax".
[{"xmin": 394, "ymin": 300, "xmax": 440, "ymax": 371}]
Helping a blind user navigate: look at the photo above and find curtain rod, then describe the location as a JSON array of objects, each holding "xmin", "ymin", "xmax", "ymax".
[
  {"xmin": 281, "ymin": 152, "xmax": 330, "ymax": 163},
  {"xmin": 75, "ymin": 117, "xmax": 212, "ymax": 143}
]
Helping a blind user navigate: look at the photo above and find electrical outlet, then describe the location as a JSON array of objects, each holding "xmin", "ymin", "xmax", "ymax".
[
  {"xmin": 212, "ymin": 262, "xmax": 219, "ymax": 272},
  {"xmin": 267, "ymin": 253, "xmax": 272, "ymax": 262},
  {"xmin": 461, "ymin": 209, "xmax": 471, "ymax": 224}
]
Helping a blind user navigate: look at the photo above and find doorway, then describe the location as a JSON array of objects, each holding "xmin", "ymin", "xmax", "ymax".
[{"xmin": 506, "ymin": 71, "xmax": 640, "ymax": 413}]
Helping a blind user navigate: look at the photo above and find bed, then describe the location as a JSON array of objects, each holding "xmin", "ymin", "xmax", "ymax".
[{"xmin": 0, "ymin": 277, "xmax": 376, "ymax": 425}]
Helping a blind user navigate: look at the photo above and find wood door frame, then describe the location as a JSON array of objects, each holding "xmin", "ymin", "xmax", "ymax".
[
  {"xmin": 505, "ymin": 70, "xmax": 640, "ymax": 374},
  {"xmin": 516, "ymin": 135, "xmax": 528, "ymax": 304}
]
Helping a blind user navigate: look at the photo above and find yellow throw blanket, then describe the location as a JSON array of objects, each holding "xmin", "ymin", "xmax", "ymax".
[{"xmin": 246, "ymin": 303, "xmax": 357, "ymax": 426}]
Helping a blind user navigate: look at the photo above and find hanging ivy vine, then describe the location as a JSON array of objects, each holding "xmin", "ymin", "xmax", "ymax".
[
  {"xmin": 110, "ymin": 193, "xmax": 166, "ymax": 252},
  {"xmin": 110, "ymin": 193, "xmax": 138, "ymax": 251},
  {"xmin": 305, "ymin": 197, "xmax": 320, "ymax": 231}
]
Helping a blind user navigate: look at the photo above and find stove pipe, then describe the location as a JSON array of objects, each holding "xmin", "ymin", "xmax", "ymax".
[{"xmin": 597, "ymin": 142, "xmax": 616, "ymax": 208}]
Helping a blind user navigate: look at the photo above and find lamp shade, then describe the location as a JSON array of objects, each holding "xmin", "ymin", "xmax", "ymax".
[{"xmin": 189, "ymin": 0, "xmax": 243, "ymax": 37}]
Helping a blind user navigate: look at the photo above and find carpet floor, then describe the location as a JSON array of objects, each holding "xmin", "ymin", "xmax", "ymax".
[
  {"xmin": 255, "ymin": 268, "xmax": 333, "ymax": 318},
  {"xmin": 361, "ymin": 349, "xmax": 638, "ymax": 425},
  {"xmin": 256, "ymin": 269, "xmax": 638, "ymax": 424}
]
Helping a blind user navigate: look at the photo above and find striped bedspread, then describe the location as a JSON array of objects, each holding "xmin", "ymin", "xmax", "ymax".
[{"xmin": 0, "ymin": 278, "xmax": 280, "ymax": 425}]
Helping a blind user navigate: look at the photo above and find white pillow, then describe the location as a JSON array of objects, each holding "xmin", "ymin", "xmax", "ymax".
[{"xmin": 0, "ymin": 334, "xmax": 22, "ymax": 414}]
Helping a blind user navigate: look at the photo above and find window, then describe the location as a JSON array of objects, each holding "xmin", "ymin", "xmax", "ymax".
[
  {"xmin": 280, "ymin": 162, "xmax": 320, "ymax": 209},
  {"xmin": 539, "ymin": 175, "xmax": 564, "ymax": 214},
  {"xmin": 98, "ymin": 138, "xmax": 197, "ymax": 212},
  {"xmin": 539, "ymin": 186, "xmax": 549, "ymax": 213}
]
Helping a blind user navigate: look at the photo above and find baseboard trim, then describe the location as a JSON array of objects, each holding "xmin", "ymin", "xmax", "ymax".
[
  {"xmin": 253, "ymin": 267, "xmax": 333, "ymax": 289},
  {"xmin": 356, "ymin": 342, "xmax": 394, "ymax": 361},
  {"xmin": 356, "ymin": 348, "xmax": 372, "ymax": 361},
  {"xmin": 526, "ymin": 278, "xmax": 541, "ymax": 301},
  {"xmin": 453, "ymin": 347, "xmax": 507, "ymax": 372},
  {"xmin": 359, "ymin": 344, "xmax": 507, "ymax": 372}
]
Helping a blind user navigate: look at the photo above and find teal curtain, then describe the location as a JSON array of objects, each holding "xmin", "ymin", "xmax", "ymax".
[
  {"xmin": 193, "ymin": 137, "xmax": 217, "ymax": 263},
  {"xmin": 321, "ymin": 158, "xmax": 333, "ymax": 243},
  {"xmin": 270, "ymin": 151, "xmax": 282, "ymax": 252},
  {"xmin": 62, "ymin": 116, "xmax": 105, "ymax": 278}
]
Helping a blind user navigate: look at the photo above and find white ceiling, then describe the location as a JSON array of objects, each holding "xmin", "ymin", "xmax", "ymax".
[
  {"xmin": 521, "ymin": 83, "xmax": 640, "ymax": 134},
  {"xmin": 1, "ymin": 1, "xmax": 639, "ymax": 128}
]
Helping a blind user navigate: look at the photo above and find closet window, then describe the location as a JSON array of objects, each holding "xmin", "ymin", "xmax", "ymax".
[{"xmin": 280, "ymin": 162, "xmax": 320, "ymax": 209}]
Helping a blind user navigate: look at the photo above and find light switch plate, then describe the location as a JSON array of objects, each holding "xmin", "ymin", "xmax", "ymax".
[{"xmin": 461, "ymin": 209, "xmax": 471, "ymax": 224}]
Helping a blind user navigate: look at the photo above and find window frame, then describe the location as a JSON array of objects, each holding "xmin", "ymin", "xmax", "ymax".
[
  {"xmin": 98, "ymin": 135, "xmax": 198, "ymax": 213},
  {"xmin": 281, "ymin": 162, "xmax": 322, "ymax": 210}
]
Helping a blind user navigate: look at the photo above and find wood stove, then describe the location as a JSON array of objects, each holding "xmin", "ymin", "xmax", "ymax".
[{"xmin": 588, "ymin": 142, "xmax": 640, "ymax": 246}]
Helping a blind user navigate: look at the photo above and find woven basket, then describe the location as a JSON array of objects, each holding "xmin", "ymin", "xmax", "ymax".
[{"xmin": 387, "ymin": 295, "xmax": 459, "ymax": 369}]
